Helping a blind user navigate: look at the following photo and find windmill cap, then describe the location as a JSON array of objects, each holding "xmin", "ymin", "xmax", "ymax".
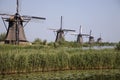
[{"xmin": 8, "ymin": 14, "xmax": 23, "ymax": 21}]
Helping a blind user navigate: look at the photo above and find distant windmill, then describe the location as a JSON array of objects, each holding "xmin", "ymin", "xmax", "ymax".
[
  {"xmin": 97, "ymin": 34, "xmax": 102, "ymax": 43},
  {"xmin": 89, "ymin": 30, "xmax": 94, "ymax": 44},
  {"xmin": 49, "ymin": 16, "xmax": 75, "ymax": 42},
  {"xmin": 72, "ymin": 25, "xmax": 89, "ymax": 44},
  {"xmin": 0, "ymin": 0, "xmax": 46, "ymax": 45}
]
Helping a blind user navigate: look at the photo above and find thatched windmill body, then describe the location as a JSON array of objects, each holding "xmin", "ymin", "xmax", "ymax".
[
  {"xmin": 49, "ymin": 16, "xmax": 75, "ymax": 42},
  {"xmin": 0, "ymin": 0, "xmax": 46, "ymax": 44}
]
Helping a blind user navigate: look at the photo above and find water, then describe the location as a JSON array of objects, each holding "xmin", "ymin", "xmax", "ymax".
[{"xmin": 82, "ymin": 46, "xmax": 115, "ymax": 50}]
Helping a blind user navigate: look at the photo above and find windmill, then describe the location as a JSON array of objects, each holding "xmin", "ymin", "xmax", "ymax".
[
  {"xmin": 97, "ymin": 34, "xmax": 102, "ymax": 43},
  {"xmin": 72, "ymin": 25, "xmax": 89, "ymax": 44},
  {"xmin": 49, "ymin": 16, "xmax": 75, "ymax": 42},
  {"xmin": 0, "ymin": 0, "xmax": 46, "ymax": 45},
  {"xmin": 89, "ymin": 30, "xmax": 94, "ymax": 44}
]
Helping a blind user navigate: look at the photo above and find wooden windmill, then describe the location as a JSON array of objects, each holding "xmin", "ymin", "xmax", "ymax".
[
  {"xmin": 49, "ymin": 16, "xmax": 75, "ymax": 42},
  {"xmin": 72, "ymin": 25, "xmax": 89, "ymax": 44},
  {"xmin": 0, "ymin": 0, "xmax": 46, "ymax": 45},
  {"xmin": 89, "ymin": 30, "xmax": 94, "ymax": 44}
]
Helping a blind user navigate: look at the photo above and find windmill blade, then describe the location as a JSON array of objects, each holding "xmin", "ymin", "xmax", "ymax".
[
  {"xmin": 79, "ymin": 25, "xmax": 82, "ymax": 34},
  {"xmin": 70, "ymin": 33, "xmax": 79, "ymax": 35},
  {"xmin": 31, "ymin": 16, "xmax": 46, "ymax": 20},
  {"xmin": 0, "ymin": 13, "xmax": 13, "ymax": 16},
  {"xmin": 48, "ymin": 28, "xmax": 58, "ymax": 31},
  {"xmin": 90, "ymin": 30, "xmax": 92, "ymax": 36},
  {"xmin": 16, "ymin": 0, "xmax": 19, "ymax": 13},
  {"xmin": 48, "ymin": 28, "xmax": 57, "ymax": 36},
  {"xmin": 63, "ymin": 29, "xmax": 75, "ymax": 32},
  {"xmin": 81, "ymin": 34, "xmax": 90, "ymax": 36},
  {"xmin": 1, "ymin": 17, "xmax": 8, "ymax": 31},
  {"xmin": 60, "ymin": 16, "xmax": 63, "ymax": 29},
  {"xmin": 1, "ymin": 17, "xmax": 9, "ymax": 20},
  {"xmin": 22, "ymin": 15, "xmax": 46, "ymax": 20}
]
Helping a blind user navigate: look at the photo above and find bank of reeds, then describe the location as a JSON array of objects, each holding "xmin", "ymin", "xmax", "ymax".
[{"xmin": 0, "ymin": 45, "xmax": 120, "ymax": 74}]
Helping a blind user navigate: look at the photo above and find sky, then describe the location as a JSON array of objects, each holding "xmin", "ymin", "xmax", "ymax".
[{"xmin": 0, "ymin": 0, "xmax": 120, "ymax": 42}]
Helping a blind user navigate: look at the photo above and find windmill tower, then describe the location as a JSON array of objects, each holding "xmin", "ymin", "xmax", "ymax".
[
  {"xmin": 97, "ymin": 34, "xmax": 102, "ymax": 43},
  {"xmin": 55, "ymin": 16, "xmax": 65, "ymax": 42},
  {"xmin": 89, "ymin": 30, "xmax": 94, "ymax": 44},
  {"xmin": 77, "ymin": 26, "xmax": 90, "ymax": 44},
  {"xmin": 49, "ymin": 16, "xmax": 75, "ymax": 42},
  {"xmin": 0, "ymin": 0, "xmax": 46, "ymax": 44},
  {"xmin": 72, "ymin": 25, "xmax": 89, "ymax": 44}
]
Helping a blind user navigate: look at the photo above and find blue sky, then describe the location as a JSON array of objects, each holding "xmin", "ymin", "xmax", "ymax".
[{"xmin": 0, "ymin": 0, "xmax": 120, "ymax": 42}]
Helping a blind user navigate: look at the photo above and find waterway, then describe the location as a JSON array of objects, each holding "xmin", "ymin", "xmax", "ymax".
[
  {"xmin": 83, "ymin": 46, "xmax": 115, "ymax": 50},
  {"xmin": 0, "ymin": 69, "xmax": 120, "ymax": 80}
]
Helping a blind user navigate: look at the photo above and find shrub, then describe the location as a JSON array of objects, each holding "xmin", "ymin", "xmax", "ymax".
[
  {"xmin": 0, "ymin": 33, "xmax": 6, "ymax": 41},
  {"xmin": 33, "ymin": 38, "xmax": 42, "ymax": 44},
  {"xmin": 115, "ymin": 41, "xmax": 120, "ymax": 51}
]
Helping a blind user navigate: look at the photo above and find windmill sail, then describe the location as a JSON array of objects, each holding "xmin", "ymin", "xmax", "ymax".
[
  {"xmin": 16, "ymin": 0, "xmax": 19, "ymax": 14},
  {"xmin": 0, "ymin": 13, "xmax": 13, "ymax": 16}
]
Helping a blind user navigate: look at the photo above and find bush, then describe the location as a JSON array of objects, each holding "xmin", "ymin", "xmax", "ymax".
[
  {"xmin": 0, "ymin": 33, "xmax": 6, "ymax": 41},
  {"xmin": 32, "ymin": 38, "xmax": 42, "ymax": 44},
  {"xmin": 115, "ymin": 42, "xmax": 120, "ymax": 50}
]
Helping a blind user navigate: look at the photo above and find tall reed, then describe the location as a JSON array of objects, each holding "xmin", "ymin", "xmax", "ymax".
[{"xmin": 0, "ymin": 45, "xmax": 120, "ymax": 74}]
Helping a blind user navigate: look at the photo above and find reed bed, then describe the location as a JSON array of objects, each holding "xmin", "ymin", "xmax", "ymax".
[{"xmin": 0, "ymin": 45, "xmax": 120, "ymax": 74}]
